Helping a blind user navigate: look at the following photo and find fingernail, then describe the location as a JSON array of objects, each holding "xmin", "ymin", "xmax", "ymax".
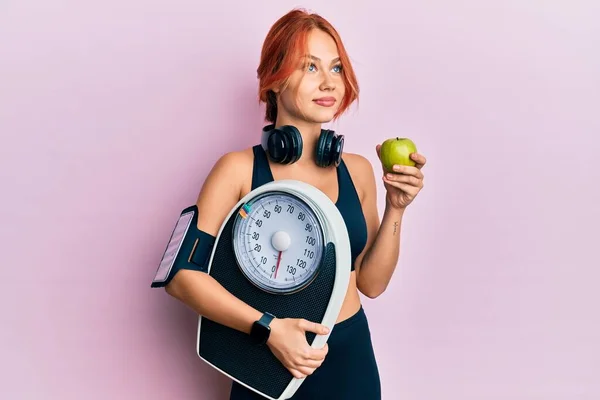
[
  {"xmin": 393, "ymin": 165, "xmax": 401, "ymax": 172},
  {"xmin": 386, "ymin": 173, "xmax": 393, "ymax": 179}
]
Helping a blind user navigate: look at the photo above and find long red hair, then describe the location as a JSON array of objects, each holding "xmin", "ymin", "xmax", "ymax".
[{"xmin": 257, "ymin": 9, "xmax": 359, "ymax": 123}]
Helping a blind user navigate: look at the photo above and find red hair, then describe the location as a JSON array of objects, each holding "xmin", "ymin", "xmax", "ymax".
[{"xmin": 257, "ymin": 8, "xmax": 359, "ymax": 123}]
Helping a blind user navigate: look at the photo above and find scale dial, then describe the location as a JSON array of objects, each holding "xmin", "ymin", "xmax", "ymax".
[{"xmin": 232, "ymin": 191, "xmax": 325, "ymax": 294}]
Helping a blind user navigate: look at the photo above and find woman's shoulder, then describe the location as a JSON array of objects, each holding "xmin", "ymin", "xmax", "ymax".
[
  {"xmin": 205, "ymin": 146, "xmax": 256, "ymax": 195},
  {"xmin": 195, "ymin": 146, "xmax": 256, "ymax": 233},
  {"xmin": 213, "ymin": 146, "xmax": 255, "ymax": 167},
  {"xmin": 209, "ymin": 146, "xmax": 255, "ymax": 180},
  {"xmin": 340, "ymin": 151, "xmax": 378, "ymax": 203}
]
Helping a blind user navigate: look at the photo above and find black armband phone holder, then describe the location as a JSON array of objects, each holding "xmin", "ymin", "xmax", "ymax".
[{"xmin": 150, "ymin": 205, "xmax": 216, "ymax": 288}]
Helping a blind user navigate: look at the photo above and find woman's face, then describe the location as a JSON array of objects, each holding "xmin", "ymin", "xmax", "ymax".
[{"xmin": 275, "ymin": 29, "xmax": 346, "ymax": 125}]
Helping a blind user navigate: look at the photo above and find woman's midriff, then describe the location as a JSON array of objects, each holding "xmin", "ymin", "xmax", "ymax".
[{"xmin": 335, "ymin": 271, "xmax": 362, "ymax": 323}]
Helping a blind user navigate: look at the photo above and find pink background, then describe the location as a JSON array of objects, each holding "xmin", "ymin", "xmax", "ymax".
[{"xmin": 1, "ymin": 1, "xmax": 599, "ymax": 399}]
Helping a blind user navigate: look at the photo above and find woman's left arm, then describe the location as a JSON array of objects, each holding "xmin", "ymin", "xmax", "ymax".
[{"xmin": 353, "ymin": 146, "xmax": 427, "ymax": 298}]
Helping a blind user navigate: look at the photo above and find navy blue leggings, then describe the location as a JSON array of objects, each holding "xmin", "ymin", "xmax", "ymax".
[{"xmin": 229, "ymin": 306, "xmax": 381, "ymax": 400}]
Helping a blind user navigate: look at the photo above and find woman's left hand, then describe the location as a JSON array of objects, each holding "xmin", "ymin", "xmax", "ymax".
[{"xmin": 376, "ymin": 144, "xmax": 427, "ymax": 210}]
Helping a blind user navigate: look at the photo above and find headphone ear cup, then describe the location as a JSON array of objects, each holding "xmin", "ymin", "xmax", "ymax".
[
  {"xmin": 265, "ymin": 129, "xmax": 288, "ymax": 164},
  {"xmin": 267, "ymin": 125, "xmax": 302, "ymax": 164},
  {"xmin": 331, "ymin": 134, "xmax": 344, "ymax": 167},
  {"xmin": 284, "ymin": 125, "xmax": 303, "ymax": 164},
  {"xmin": 316, "ymin": 129, "xmax": 335, "ymax": 167}
]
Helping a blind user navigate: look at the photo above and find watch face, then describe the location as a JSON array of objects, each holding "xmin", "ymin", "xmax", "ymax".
[{"xmin": 252, "ymin": 321, "xmax": 271, "ymax": 345}]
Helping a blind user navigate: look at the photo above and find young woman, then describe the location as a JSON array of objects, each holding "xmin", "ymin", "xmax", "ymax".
[{"xmin": 165, "ymin": 8, "xmax": 426, "ymax": 400}]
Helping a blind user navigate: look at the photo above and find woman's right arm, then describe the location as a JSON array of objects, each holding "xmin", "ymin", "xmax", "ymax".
[
  {"xmin": 163, "ymin": 151, "xmax": 329, "ymax": 378},
  {"xmin": 164, "ymin": 152, "xmax": 262, "ymax": 333}
]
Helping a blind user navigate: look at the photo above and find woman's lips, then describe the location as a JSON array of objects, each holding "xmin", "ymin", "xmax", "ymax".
[{"xmin": 313, "ymin": 97, "xmax": 336, "ymax": 107}]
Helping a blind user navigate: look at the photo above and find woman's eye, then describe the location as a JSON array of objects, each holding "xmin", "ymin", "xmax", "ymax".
[{"xmin": 306, "ymin": 63, "xmax": 342, "ymax": 73}]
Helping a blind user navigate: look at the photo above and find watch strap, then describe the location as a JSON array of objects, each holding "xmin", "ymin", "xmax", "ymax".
[{"xmin": 259, "ymin": 312, "xmax": 275, "ymax": 327}]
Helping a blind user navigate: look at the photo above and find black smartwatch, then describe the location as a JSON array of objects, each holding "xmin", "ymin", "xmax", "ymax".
[{"xmin": 250, "ymin": 312, "xmax": 275, "ymax": 345}]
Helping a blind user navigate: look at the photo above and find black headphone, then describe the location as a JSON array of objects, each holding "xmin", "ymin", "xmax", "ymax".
[{"xmin": 261, "ymin": 124, "xmax": 345, "ymax": 167}]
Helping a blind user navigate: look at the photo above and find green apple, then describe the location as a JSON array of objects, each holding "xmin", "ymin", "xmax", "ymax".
[{"xmin": 380, "ymin": 137, "xmax": 418, "ymax": 171}]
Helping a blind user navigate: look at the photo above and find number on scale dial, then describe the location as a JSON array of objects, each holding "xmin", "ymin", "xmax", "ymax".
[{"xmin": 232, "ymin": 191, "xmax": 325, "ymax": 294}]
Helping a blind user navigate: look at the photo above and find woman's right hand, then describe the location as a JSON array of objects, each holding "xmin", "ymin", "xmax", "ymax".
[{"xmin": 266, "ymin": 317, "xmax": 330, "ymax": 379}]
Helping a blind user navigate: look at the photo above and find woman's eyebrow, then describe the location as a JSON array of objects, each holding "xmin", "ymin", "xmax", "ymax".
[{"xmin": 307, "ymin": 54, "xmax": 341, "ymax": 64}]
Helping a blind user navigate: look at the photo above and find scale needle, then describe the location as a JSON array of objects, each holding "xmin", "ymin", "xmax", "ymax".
[{"xmin": 274, "ymin": 251, "xmax": 282, "ymax": 279}]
